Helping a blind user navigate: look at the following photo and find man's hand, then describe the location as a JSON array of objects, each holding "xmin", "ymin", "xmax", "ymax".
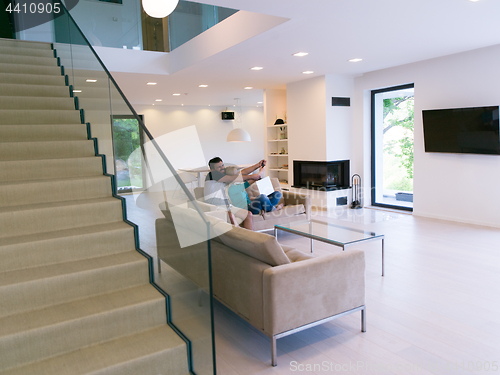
[{"xmin": 251, "ymin": 173, "xmax": 262, "ymax": 181}]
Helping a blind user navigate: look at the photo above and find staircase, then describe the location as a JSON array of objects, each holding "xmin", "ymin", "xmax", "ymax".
[{"xmin": 0, "ymin": 38, "xmax": 189, "ymax": 374}]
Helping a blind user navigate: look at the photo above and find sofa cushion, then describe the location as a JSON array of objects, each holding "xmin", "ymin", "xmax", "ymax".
[
  {"xmin": 281, "ymin": 245, "xmax": 315, "ymax": 263},
  {"xmin": 188, "ymin": 199, "xmax": 219, "ymax": 212},
  {"xmin": 262, "ymin": 204, "xmax": 305, "ymax": 220},
  {"xmin": 217, "ymin": 226, "xmax": 291, "ymax": 266},
  {"xmin": 159, "ymin": 202, "xmax": 231, "ymax": 247}
]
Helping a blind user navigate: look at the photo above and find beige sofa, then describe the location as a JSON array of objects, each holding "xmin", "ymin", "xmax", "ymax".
[
  {"xmin": 156, "ymin": 203, "xmax": 366, "ymax": 366},
  {"xmin": 193, "ymin": 177, "xmax": 311, "ymax": 231}
]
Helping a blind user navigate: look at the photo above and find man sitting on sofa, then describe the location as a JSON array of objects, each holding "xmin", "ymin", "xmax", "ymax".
[
  {"xmin": 205, "ymin": 157, "xmax": 283, "ymax": 218},
  {"xmin": 204, "ymin": 157, "xmax": 260, "ymax": 229}
]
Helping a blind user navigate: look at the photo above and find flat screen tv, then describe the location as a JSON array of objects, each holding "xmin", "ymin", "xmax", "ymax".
[{"xmin": 422, "ymin": 106, "xmax": 500, "ymax": 155}]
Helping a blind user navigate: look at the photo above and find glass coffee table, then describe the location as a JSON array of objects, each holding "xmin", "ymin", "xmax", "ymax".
[{"xmin": 274, "ymin": 220, "xmax": 385, "ymax": 276}]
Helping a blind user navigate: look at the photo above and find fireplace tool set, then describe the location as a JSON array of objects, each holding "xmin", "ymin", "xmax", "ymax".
[{"xmin": 351, "ymin": 174, "xmax": 362, "ymax": 209}]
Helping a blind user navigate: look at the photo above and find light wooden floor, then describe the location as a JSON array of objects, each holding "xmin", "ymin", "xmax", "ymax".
[
  {"xmin": 214, "ymin": 209, "xmax": 500, "ymax": 375},
  {"xmin": 123, "ymin": 194, "xmax": 500, "ymax": 374}
]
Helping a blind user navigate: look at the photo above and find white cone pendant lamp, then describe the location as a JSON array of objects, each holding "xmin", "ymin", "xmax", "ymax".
[
  {"xmin": 227, "ymin": 128, "xmax": 251, "ymax": 142},
  {"xmin": 142, "ymin": 0, "xmax": 179, "ymax": 18}
]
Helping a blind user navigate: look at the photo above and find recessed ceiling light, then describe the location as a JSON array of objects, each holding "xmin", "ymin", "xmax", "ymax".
[
  {"xmin": 73, "ymin": 90, "xmax": 82, "ymax": 93},
  {"xmin": 469, "ymin": 0, "xmax": 479, "ymax": 2},
  {"xmin": 155, "ymin": 99, "xmax": 162, "ymax": 102},
  {"xmin": 251, "ymin": 67, "xmax": 263, "ymax": 70},
  {"xmin": 349, "ymin": 58, "xmax": 363, "ymax": 62},
  {"xmin": 147, "ymin": 82, "xmax": 157, "ymax": 85},
  {"xmin": 293, "ymin": 52, "xmax": 308, "ymax": 57},
  {"xmin": 173, "ymin": 93, "xmax": 181, "ymax": 96},
  {"xmin": 302, "ymin": 71, "xmax": 314, "ymax": 74},
  {"xmin": 244, "ymin": 87, "xmax": 253, "ymax": 90},
  {"xmin": 199, "ymin": 84, "xmax": 208, "ymax": 88},
  {"xmin": 257, "ymin": 101, "xmax": 263, "ymax": 104},
  {"xmin": 86, "ymin": 79, "xmax": 97, "ymax": 83}
]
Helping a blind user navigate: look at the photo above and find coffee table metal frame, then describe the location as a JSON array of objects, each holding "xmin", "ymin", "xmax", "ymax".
[{"xmin": 274, "ymin": 219, "xmax": 385, "ymax": 276}]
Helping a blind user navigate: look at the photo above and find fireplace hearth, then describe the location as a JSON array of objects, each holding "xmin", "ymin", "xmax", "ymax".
[{"xmin": 293, "ymin": 160, "xmax": 350, "ymax": 191}]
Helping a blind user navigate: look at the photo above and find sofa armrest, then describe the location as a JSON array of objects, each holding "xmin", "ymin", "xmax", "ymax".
[
  {"xmin": 262, "ymin": 250, "xmax": 365, "ymax": 336},
  {"xmin": 282, "ymin": 191, "xmax": 311, "ymax": 220},
  {"xmin": 205, "ymin": 209, "xmax": 228, "ymax": 222}
]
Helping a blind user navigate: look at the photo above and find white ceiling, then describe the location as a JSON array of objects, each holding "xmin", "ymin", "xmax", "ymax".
[{"xmin": 112, "ymin": 0, "xmax": 500, "ymax": 107}]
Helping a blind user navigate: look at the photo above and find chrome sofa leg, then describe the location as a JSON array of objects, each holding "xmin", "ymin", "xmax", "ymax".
[
  {"xmin": 271, "ymin": 336, "xmax": 277, "ymax": 366},
  {"xmin": 361, "ymin": 306, "xmax": 366, "ymax": 332}
]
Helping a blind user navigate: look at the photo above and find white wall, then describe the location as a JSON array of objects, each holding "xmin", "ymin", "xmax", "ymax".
[
  {"xmin": 264, "ymin": 88, "xmax": 286, "ymax": 127},
  {"xmin": 133, "ymin": 104, "xmax": 265, "ymax": 170},
  {"xmin": 325, "ymin": 75, "xmax": 353, "ymax": 162},
  {"xmin": 287, "ymin": 76, "xmax": 326, "ymax": 186},
  {"xmin": 353, "ymin": 44, "xmax": 500, "ymax": 227},
  {"xmin": 287, "ymin": 76, "xmax": 327, "ymax": 162}
]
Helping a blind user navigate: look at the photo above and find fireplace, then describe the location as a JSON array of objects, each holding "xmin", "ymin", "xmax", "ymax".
[{"xmin": 293, "ymin": 160, "xmax": 350, "ymax": 190}]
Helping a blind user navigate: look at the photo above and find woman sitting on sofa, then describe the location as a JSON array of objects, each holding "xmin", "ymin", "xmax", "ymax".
[
  {"xmin": 204, "ymin": 157, "xmax": 282, "ymax": 221},
  {"xmin": 224, "ymin": 161, "xmax": 283, "ymax": 215}
]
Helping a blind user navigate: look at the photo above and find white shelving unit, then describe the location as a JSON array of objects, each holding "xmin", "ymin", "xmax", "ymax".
[{"xmin": 266, "ymin": 123, "xmax": 289, "ymax": 188}]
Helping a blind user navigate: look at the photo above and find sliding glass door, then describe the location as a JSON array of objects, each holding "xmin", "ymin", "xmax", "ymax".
[{"xmin": 371, "ymin": 84, "xmax": 414, "ymax": 211}]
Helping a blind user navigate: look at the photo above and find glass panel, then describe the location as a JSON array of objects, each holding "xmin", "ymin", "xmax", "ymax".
[
  {"xmin": 372, "ymin": 85, "xmax": 414, "ymax": 210},
  {"xmin": 168, "ymin": 0, "xmax": 238, "ymax": 50},
  {"xmin": 11, "ymin": 5, "xmax": 215, "ymax": 374},
  {"xmin": 276, "ymin": 220, "xmax": 382, "ymax": 245}
]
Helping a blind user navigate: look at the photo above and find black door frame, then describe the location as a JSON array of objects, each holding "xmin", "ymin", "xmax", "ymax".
[{"xmin": 371, "ymin": 83, "xmax": 414, "ymax": 212}]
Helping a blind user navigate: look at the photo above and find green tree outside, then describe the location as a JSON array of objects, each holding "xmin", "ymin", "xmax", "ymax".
[
  {"xmin": 382, "ymin": 96, "xmax": 414, "ymax": 192},
  {"xmin": 113, "ymin": 118, "xmax": 143, "ymax": 189}
]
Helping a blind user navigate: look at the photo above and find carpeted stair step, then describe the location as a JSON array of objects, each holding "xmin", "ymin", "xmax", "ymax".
[
  {"xmin": 0, "ymin": 140, "xmax": 95, "ymax": 160},
  {"xmin": 0, "ymin": 38, "xmax": 51, "ymax": 50},
  {"xmin": 0, "ymin": 73, "xmax": 66, "ymax": 86},
  {"xmin": 0, "ymin": 157, "xmax": 103, "ymax": 182},
  {"xmin": 66, "ymin": 75, "xmax": 110, "ymax": 88},
  {"xmin": 0, "ymin": 285, "xmax": 166, "ymax": 372},
  {"xmin": 0, "ymin": 84, "xmax": 71, "ymax": 98},
  {"xmin": 0, "ymin": 54, "xmax": 59, "ymax": 67},
  {"xmin": 1, "ymin": 325, "xmax": 189, "ymax": 375},
  {"xmin": 0, "ymin": 250, "xmax": 150, "ymax": 318},
  {"xmin": 0, "ymin": 123, "xmax": 88, "ymax": 142},
  {"xmin": 0, "ymin": 62, "xmax": 62, "ymax": 76},
  {"xmin": 0, "ymin": 45, "xmax": 55, "ymax": 59},
  {"xmin": 0, "ymin": 222, "xmax": 135, "ymax": 273},
  {"xmin": 0, "ymin": 96, "xmax": 75, "ymax": 111},
  {"xmin": 0, "ymin": 109, "xmax": 81, "ymax": 124},
  {"xmin": 0, "ymin": 175, "xmax": 112, "ymax": 208},
  {"xmin": 0, "ymin": 197, "xmax": 124, "ymax": 239},
  {"xmin": 68, "ymin": 86, "xmax": 113, "ymax": 99}
]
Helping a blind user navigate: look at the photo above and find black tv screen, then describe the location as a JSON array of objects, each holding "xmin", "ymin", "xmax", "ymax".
[{"xmin": 422, "ymin": 106, "xmax": 500, "ymax": 155}]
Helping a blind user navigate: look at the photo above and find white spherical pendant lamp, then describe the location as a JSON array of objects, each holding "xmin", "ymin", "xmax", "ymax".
[
  {"xmin": 142, "ymin": 0, "xmax": 179, "ymax": 18},
  {"xmin": 227, "ymin": 128, "xmax": 251, "ymax": 142}
]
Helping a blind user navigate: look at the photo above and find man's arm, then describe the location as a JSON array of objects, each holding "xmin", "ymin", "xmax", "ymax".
[
  {"xmin": 241, "ymin": 160, "xmax": 265, "ymax": 175},
  {"xmin": 219, "ymin": 171, "xmax": 261, "ymax": 183}
]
